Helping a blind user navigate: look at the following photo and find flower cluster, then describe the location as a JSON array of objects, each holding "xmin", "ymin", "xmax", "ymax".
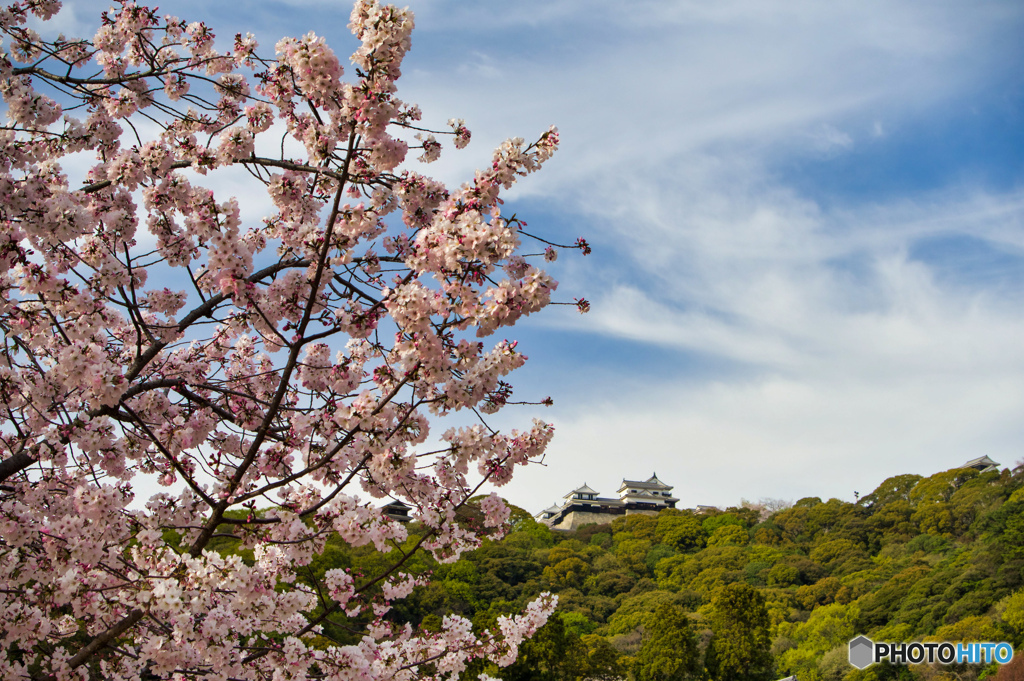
[{"xmin": 0, "ymin": 0, "xmax": 583, "ymax": 678}]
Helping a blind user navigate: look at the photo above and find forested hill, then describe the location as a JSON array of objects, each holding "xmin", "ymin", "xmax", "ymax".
[
  {"xmin": 240, "ymin": 464, "xmax": 1024, "ymax": 681},
  {"xmin": 413, "ymin": 465, "xmax": 1024, "ymax": 680}
]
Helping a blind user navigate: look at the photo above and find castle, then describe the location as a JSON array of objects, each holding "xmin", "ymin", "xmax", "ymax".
[
  {"xmin": 962, "ymin": 455, "xmax": 1000, "ymax": 474},
  {"xmin": 536, "ymin": 474, "xmax": 679, "ymax": 531}
]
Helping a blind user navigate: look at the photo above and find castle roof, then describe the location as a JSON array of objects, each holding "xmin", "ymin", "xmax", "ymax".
[
  {"xmin": 618, "ymin": 473, "xmax": 672, "ymax": 492},
  {"xmin": 381, "ymin": 499, "xmax": 412, "ymax": 522},
  {"xmin": 620, "ymin": 488, "xmax": 679, "ymax": 502},
  {"xmin": 962, "ymin": 455, "xmax": 1000, "ymax": 473},
  {"xmin": 564, "ymin": 483, "xmax": 599, "ymax": 498}
]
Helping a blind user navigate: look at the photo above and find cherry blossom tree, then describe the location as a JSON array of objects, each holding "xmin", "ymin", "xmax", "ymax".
[{"xmin": 0, "ymin": 0, "xmax": 588, "ymax": 678}]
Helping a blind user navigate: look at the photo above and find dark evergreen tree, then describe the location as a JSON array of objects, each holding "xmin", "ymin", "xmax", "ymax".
[
  {"xmin": 632, "ymin": 602, "xmax": 701, "ymax": 681},
  {"xmin": 705, "ymin": 583, "xmax": 774, "ymax": 681}
]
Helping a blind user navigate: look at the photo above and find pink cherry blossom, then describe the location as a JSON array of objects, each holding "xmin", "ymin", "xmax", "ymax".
[{"xmin": 0, "ymin": 1, "xmax": 583, "ymax": 678}]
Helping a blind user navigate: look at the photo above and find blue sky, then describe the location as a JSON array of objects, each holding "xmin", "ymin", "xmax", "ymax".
[{"xmin": 55, "ymin": 0, "xmax": 1024, "ymax": 512}]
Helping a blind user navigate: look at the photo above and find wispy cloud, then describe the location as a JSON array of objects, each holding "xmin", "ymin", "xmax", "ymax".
[{"xmin": 504, "ymin": 164, "xmax": 1024, "ymax": 511}]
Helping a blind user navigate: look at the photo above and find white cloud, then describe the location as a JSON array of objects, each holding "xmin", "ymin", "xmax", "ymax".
[
  {"xmin": 509, "ymin": 364, "xmax": 1024, "ymax": 513},
  {"xmin": 395, "ymin": 0, "xmax": 1020, "ymax": 203},
  {"xmin": 456, "ymin": 51, "xmax": 501, "ymax": 80},
  {"xmin": 501, "ymin": 167, "xmax": 1024, "ymax": 512},
  {"xmin": 807, "ymin": 124, "xmax": 854, "ymax": 155},
  {"xmin": 28, "ymin": 1, "xmax": 91, "ymax": 37},
  {"xmin": 397, "ymin": 0, "xmax": 1024, "ymax": 513}
]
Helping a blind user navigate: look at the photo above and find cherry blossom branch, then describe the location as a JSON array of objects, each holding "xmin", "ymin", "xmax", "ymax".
[{"xmin": 0, "ymin": 1, "xmax": 573, "ymax": 676}]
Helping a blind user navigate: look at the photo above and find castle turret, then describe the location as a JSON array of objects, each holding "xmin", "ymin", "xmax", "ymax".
[{"xmin": 617, "ymin": 473, "xmax": 678, "ymax": 508}]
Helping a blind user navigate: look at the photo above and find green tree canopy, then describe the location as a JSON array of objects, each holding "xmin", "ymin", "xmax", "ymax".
[
  {"xmin": 706, "ymin": 583, "xmax": 774, "ymax": 681},
  {"xmin": 632, "ymin": 602, "xmax": 701, "ymax": 681}
]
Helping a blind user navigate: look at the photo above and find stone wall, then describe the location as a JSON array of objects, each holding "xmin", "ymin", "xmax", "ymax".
[{"xmin": 550, "ymin": 507, "xmax": 660, "ymax": 531}]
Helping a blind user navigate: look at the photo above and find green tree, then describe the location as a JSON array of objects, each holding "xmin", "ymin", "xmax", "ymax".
[
  {"xmin": 767, "ymin": 563, "xmax": 799, "ymax": 587},
  {"xmin": 932, "ymin": 614, "xmax": 1001, "ymax": 641},
  {"xmin": 544, "ymin": 556, "xmax": 591, "ymax": 588},
  {"xmin": 608, "ymin": 590, "xmax": 693, "ymax": 635},
  {"xmin": 910, "ymin": 468, "xmax": 982, "ymax": 536},
  {"xmin": 1002, "ymin": 587, "xmax": 1024, "ymax": 645},
  {"xmin": 612, "ymin": 514, "xmax": 660, "ymax": 541},
  {"xmin": 911, "ymin": 468, "xmax": 981, "ymax": 505},
  {"xmin": 707, "ymin": 524, "xmax": 749, "ymax": 547},
  {"xmin": 633, "ymin": 603, "xmax": 701, "ymax": 681},
  {"xmin": 657, "ymin": 513, "xmax": 707, "ymax": 550},
  {"xmin": 702, "ymin": 512, "xmax": 747, "ymax": 536},
  {"xmin": 501, "ymin": 613, "xmax": 589, "ymax": 681},
  {"xmin": 706, "ymin": 583, "xmax": 774, "ymax": 681},
  {"xmin": 581, "ymin": 634, "xmax": 625, "ymax": 681},
  {"xmin": 859, "ymin": 474, "xmax": 923, "ymax": 509},
  {"xmin": 777, "ymin": 602, "xmax": 860, "ymax": 680},
  {"xmin": 585, "ymin": 569, "xmax": 637, "ymax": 597},
  {"xmin": 616, "ymin": 537, "xmax": 654, "ymax": 575}
]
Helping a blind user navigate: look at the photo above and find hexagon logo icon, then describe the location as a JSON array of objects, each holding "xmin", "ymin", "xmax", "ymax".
[{"xmin": 849, "ymin": 636, "xmax": 875, "ymax": 669}]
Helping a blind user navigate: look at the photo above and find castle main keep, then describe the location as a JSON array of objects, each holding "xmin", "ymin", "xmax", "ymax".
[{"xmin": 536, "ymin": 474, "xmax": 678, "ymax": 531}]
